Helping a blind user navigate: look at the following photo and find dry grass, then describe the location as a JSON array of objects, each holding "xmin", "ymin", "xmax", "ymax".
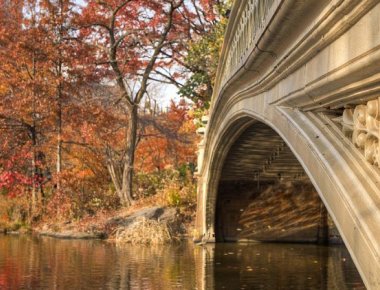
[{"xmin": 115, "ymin": 217, "xmax": 177, "ymax": 245}]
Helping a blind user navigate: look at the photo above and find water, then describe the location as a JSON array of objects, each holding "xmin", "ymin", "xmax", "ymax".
[{"xmin": 0, "ymin": 235, "xmax": 365, "ymax": 289}]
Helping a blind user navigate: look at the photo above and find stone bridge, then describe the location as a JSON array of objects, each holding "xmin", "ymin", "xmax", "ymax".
[{"xmin": 194, "ymin": 0, "xmax": 380, "ymax": 288}]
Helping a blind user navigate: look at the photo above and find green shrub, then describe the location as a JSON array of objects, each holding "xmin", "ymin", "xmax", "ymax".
[{"xmin": 166, "ymin": 187, "xmax": 181, "ymax": 207}]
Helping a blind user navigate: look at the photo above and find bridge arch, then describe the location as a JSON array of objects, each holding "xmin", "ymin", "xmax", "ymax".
[
  {"xmin": 195, "ymin": 0, "xmax": 380, "ymax": 288},
  {"xmin": 196, "ymin": 104, "xmax": 380, "ymax": 288},
  {"xmin": 200, "ymin": 111, "xmax": 327, "ymax": 240},
  {"xmin": 204, "ymin": 114, "xmax": 327, "ymax": 243}
]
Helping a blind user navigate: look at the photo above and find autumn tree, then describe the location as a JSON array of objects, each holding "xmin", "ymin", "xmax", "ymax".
[
  {"xmin": 0, "ymin": 0, "xmax": 55, "ymax": 214},
  {"xmin": 178, "ymin": 1, "xmax": 230, "ymax": 105},
  {"xmin": 78, "ymin": 0, "xmax": 194, "ymax": 207},
  {"xmin": 147, "ymin": 0, "xmax": 231, "ymax": 106},
  {"xmin": 0, "ymin": 0, "xmax": 83, "ymax": 217},
  {"xmin": 39, "ymin": 0, "xmax": 83, "ymax": 190}
]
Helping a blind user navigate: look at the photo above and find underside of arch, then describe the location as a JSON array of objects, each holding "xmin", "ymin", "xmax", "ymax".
[{"xmin": 214, "ymin": 121, "xmax": 337, "ymax": 243}]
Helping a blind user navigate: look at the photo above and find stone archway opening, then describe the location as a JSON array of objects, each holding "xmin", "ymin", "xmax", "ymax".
[{"xmin": 214, "ymin": 121, "xmax": 340, "ymax": 243}]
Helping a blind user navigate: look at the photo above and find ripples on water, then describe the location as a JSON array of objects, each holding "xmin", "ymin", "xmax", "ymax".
[{"xmin": 0, "ymin": 235, "xmax": 365, "ymax": 289}]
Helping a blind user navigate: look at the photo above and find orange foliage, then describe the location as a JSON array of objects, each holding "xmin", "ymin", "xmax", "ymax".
[
  {"xmin": 0, "ymin": 0, "xmax": 218, "ymax": 223},
  {"xmin": 136, "ymin": 100, "xmax": 197, "ymax": 173}
]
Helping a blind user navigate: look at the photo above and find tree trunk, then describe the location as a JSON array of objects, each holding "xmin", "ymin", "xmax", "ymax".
[
  {"xmin": 31, "ymin": 53, "xmax": 38, "ymax": 217},
  {"xmin": 56, "ymin": 1, "xmax": 63, "ymax": 191},
  {"xmin": 30, "ymin": 127, "xmax": 38, "ymax": 218},
  {"xmin": 31, "ymin": 144, "xmax": 37, "ymax": 214},
  {"xmin": 123, "ymin": 105, "xmax": 138, "ymax": 206},
  {"xmin": 56, "ymin": 82, "xmax": 62, "ymax": 190},
  {"xmin": 107, "ymin": 105, "xmax": 138, "ymax": 207}
]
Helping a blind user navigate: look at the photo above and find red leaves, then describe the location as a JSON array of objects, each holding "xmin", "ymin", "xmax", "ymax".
[
  {"xmin": 77, "ymin": 0, "xmax": 195, "ymax": 82},
  {"xmin": 0, "ymin": 172, "xmax": 16, "ymax": 188},
  {"xmin": 0, "ymin": 149, "xmax": 33, "ymax": 198}
]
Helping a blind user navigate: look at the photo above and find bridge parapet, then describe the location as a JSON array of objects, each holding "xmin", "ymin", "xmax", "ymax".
[{"xmin": 214, "ymin": 0, "xmax": 281, "ymax": 101}]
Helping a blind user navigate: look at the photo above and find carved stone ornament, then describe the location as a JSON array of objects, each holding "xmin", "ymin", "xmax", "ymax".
[{"xmin": 343, "ymin": 98, "xmax": 380, "ymax": 168}]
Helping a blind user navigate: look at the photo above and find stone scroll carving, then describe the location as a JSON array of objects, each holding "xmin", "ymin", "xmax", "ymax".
[{"xmin": 343, "ymin": 98, "xmax": 380, "ymax": 168}]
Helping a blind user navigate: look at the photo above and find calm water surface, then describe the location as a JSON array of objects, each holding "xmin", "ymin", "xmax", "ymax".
[{"xmin": 0, "ymin": 234, "xmax": 365, "ymax": 289}]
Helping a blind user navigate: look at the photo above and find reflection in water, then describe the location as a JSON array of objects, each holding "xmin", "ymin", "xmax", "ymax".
[
  {"xmin": 0, "ymin": 235, "xmax": 365, "ymax": 289},
  {"xmin": 211, "ymin": 243, "xmax": 365, "ymax": 290}
]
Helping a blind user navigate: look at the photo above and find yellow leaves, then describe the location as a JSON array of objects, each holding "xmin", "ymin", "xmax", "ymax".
[
  {"xmin": 178, "ymin": 118, "xmax": 196, "ymax": 134},
  {"xmin": 0, "ymin": 84, "xmax": 8, "ymax": 95}
]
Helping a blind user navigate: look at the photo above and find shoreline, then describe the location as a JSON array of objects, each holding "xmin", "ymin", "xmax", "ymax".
[{"xmin": 1, "ymin": 205, "xmax": 194, "ymax": 243}]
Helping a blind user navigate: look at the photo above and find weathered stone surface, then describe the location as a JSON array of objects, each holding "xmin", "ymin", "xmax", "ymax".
[{"xmin": 106, "ymin": 206, "xmax": 177, "ymax": 228}]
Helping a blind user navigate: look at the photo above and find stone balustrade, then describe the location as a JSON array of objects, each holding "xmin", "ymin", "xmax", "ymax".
[{"xmin": 214, "ymin": 0, "xmax": 280, "ymax": 100}]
